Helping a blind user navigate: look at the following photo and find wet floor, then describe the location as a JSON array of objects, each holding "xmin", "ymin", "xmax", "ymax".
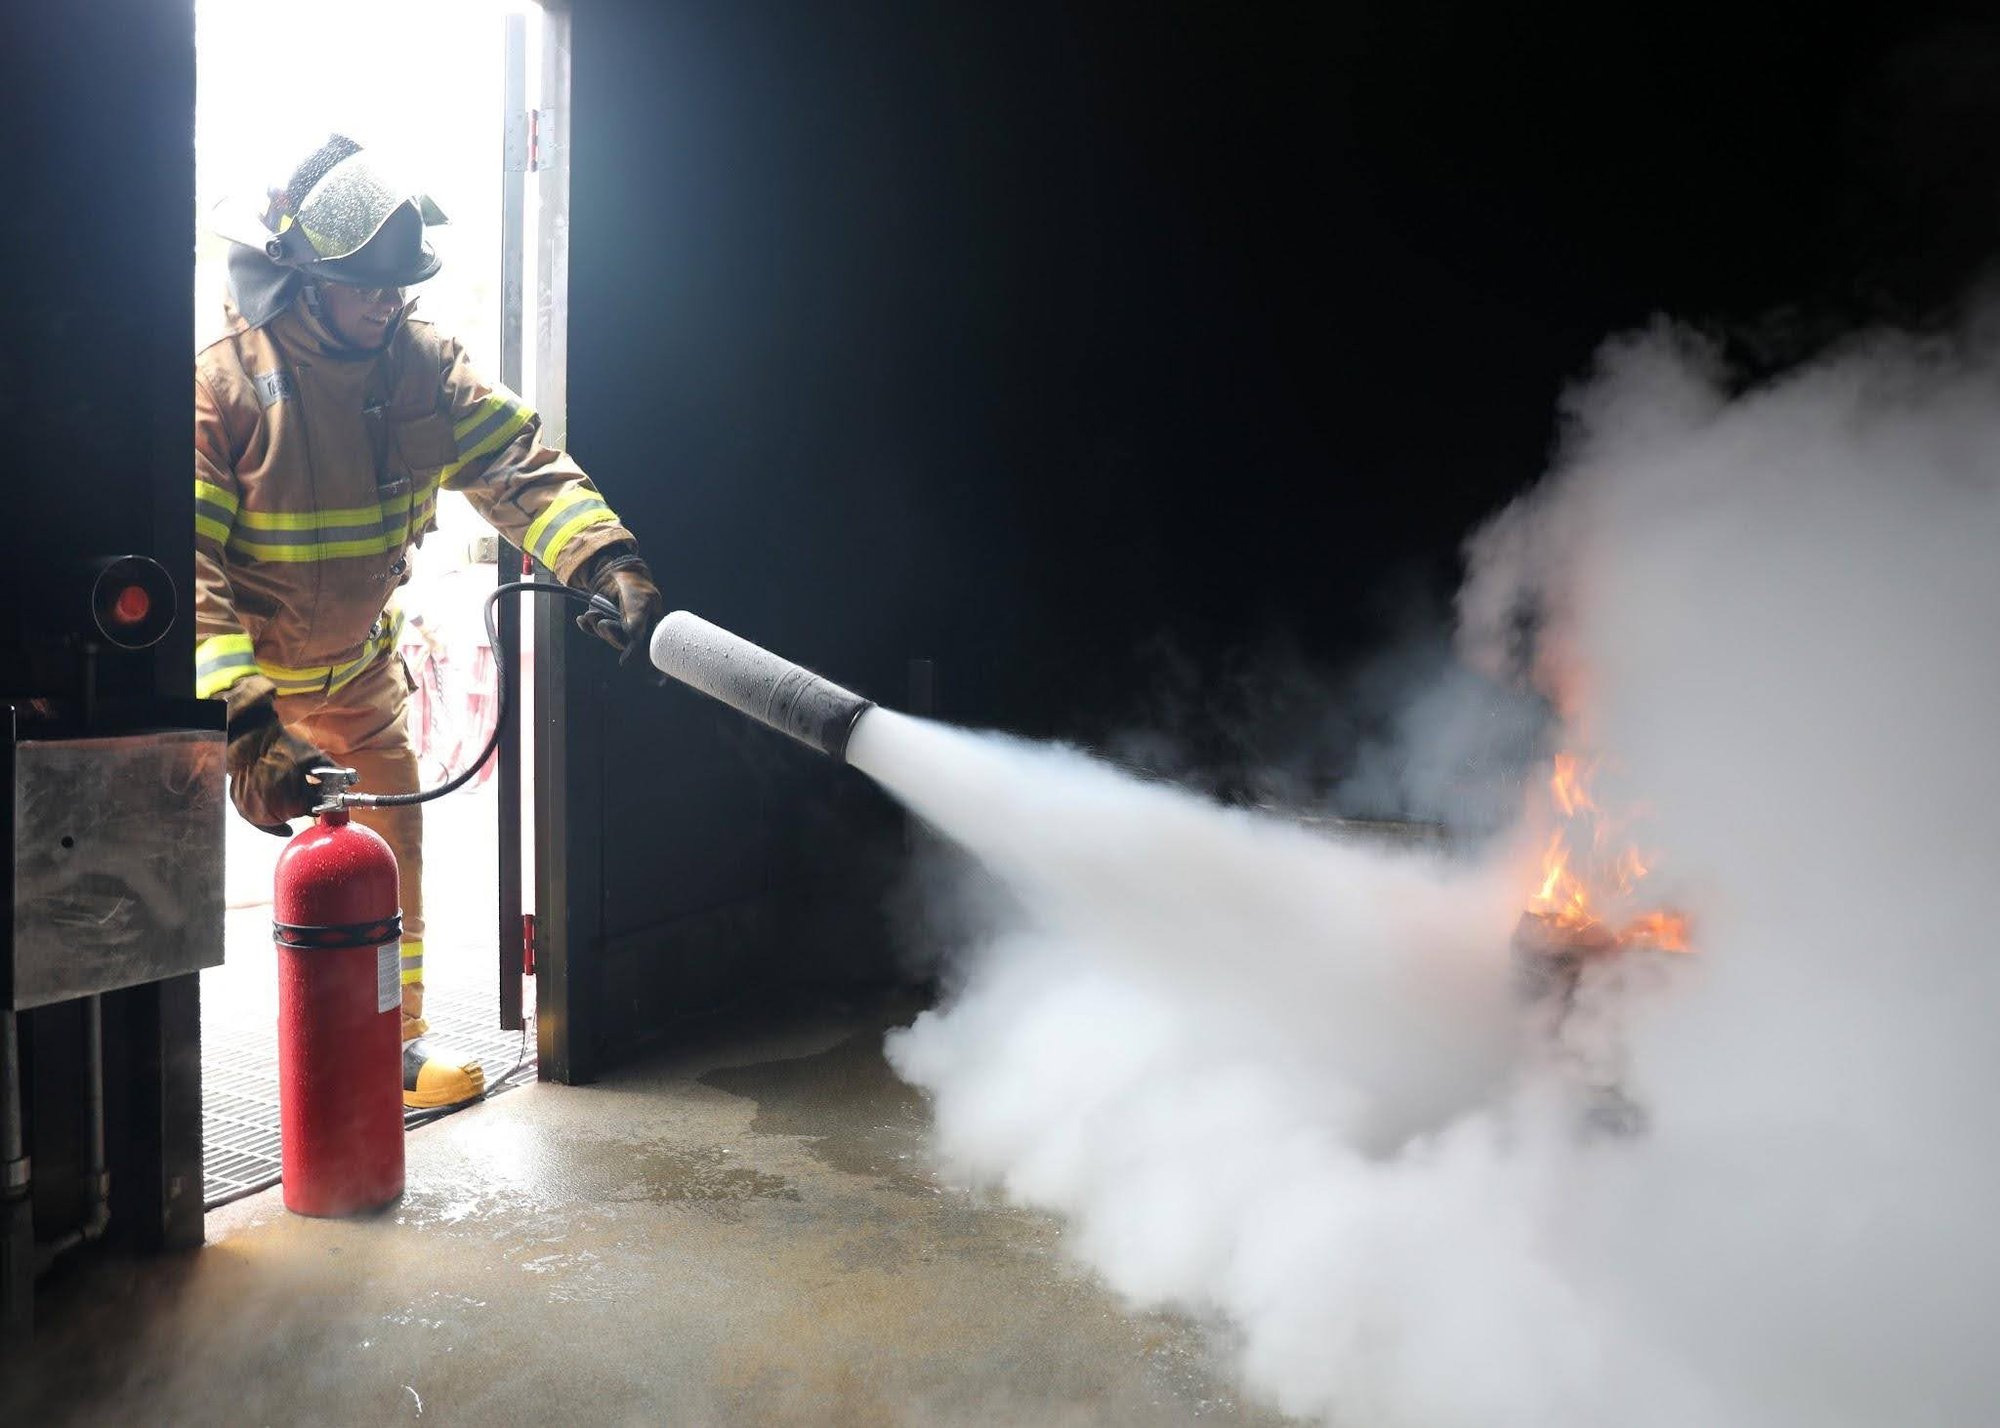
[{"xmin": 4, "ymin": 998, "xmax": 1302, "ymax": 1427}]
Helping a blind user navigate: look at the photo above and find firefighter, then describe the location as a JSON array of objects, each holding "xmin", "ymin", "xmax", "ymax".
[{"xmin": 196, "ymin": 135, "xmax": 663, "ymax": 1109}]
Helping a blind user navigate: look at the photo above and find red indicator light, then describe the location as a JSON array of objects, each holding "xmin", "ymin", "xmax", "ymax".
[{"xmin": 111, "ymin": 585, "xmax": 152, "ymax": 625}]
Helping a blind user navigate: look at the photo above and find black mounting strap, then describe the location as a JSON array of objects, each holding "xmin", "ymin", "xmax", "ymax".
[{"xmin": 272, "ymin": 914, "xmax": 403, "ymax": 951}]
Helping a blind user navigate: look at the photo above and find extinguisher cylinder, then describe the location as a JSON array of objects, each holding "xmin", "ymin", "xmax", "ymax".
[{"xmin": 272, "ymin": 806, "xmax": 405, "ymax": 1216}]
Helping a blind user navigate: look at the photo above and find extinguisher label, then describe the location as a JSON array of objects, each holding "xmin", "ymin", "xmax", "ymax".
[{"xmin": 378, "ymin": 942, "xmax": 400, "ymax": 1015}]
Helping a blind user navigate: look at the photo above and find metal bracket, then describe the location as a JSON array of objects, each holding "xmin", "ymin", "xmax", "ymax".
[{"xmin": 502, "ymin": 109, "xmax": 556, "ymax": 174}]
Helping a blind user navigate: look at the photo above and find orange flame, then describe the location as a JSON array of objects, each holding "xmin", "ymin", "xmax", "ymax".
[
  {"xmin": 1550, "ymin": 753, "xmax": 1595, "ymax": 818},
  {"xmin": 1529, "ymin": 753, "xmax": 1690, "ymax": 954},
  {"xmin": 1619, "ymin": 911, "xmax": 1690, "ymax": 952}
]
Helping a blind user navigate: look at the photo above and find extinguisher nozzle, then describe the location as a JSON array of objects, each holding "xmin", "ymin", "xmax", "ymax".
[{"xmin": 648, "ymin": 611, "xmax": 875, "ymax": 762}]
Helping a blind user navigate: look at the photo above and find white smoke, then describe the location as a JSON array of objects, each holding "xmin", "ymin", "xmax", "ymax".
[{"xmin": 851, "ymin": 314, "xmax": 2000, "ymax": 1426}]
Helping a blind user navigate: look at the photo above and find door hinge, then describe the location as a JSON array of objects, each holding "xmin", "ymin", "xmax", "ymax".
[
  {"xmin": 522, "ymin": 913, "xmax": 538, "ymax": 977},
  {"xmin": 503, "ymin": 109, "xmax": 556, "ymax": 173}
]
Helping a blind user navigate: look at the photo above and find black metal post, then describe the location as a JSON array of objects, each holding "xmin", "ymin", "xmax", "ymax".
[
  {"xmin": 496, "ymin": 11, "xmax": 530, "ymax": 1031},
  {"xmin": 1, "ymin": 1009, "xmax": 31, "ymax": 1343},
  {"xmin": 498, "ymin": 545, "xmax": 525, "ymax": 1031},
  {"xmin": 32, "ymin": 996, "xmax": 109, "ymax": 1276}
]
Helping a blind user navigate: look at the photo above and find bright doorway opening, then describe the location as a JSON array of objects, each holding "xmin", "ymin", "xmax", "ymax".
[{"xmin": 193, "ymin": 0, "xmax": 568, "ymax": 1206}]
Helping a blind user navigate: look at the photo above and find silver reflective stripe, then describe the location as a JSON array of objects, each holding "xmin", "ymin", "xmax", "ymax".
[{"xmin": 195, "ymin": 648, "xmax": 257, "ymax": 684}]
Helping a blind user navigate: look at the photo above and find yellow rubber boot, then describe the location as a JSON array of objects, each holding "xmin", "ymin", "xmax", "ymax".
[{"xmin": 400, "ymin": 981, "xmax": 486, "ymax": 1110}]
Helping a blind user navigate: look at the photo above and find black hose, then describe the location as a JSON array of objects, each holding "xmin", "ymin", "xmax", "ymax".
[{"xmin": 345, "ymin": 580, "xmax": 612, "ymax": 809}]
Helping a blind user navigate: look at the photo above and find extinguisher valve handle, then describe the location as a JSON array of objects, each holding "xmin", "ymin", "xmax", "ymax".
[{"xmin": 307, "ymin": 765, "xmax": 361, "ymax": 813}]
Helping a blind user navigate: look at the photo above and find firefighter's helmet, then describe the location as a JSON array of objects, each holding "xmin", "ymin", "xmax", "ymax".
[{"xmin": 219, "ymin": 134, "xmax": 447, "ymax": 288}]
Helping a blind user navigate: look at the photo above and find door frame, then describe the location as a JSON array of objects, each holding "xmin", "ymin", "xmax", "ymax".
[{"xmin": 495, "ymin": 2, "xmax": 594, "ymax": 1083}]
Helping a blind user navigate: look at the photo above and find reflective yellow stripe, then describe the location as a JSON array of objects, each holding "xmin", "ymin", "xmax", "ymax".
[
  {"xmin": 194, "ymin": 633, "xmax": 257, "ymax": 699},
  {"xmin": 522, "ymin": 486, "xmax": 620, "ymax": 569},
  {"xmin": 225, "ymin": 525, "xmax": 412, "ymax": 564},
  {"xmin": 221, "ymin": 485, "xmax": 415, "ymax": 562},
  {"xmin": 399, "ymin": 941, "xmax": 424, "ymax": 986},
  {"xmin": 256, "ymin": 610, "xmax": 404, "ymax": 696},
  {"xmin": 438, "ymin": 406, "xmax": 533, "ymax": 485},
  {"xmin": 452, "ymin": 394, "xmax": 525, "ymax": 444},
  {"xmin": 538, "ymin": 503, "xmax": 619, "ymax": 573},
  {"xmin": 196, "ymin": 480, "xmax": 238, "ymax": 549},
  {"xmin": 195, "ymin": 479, "xmax": 239, "ymax": 515},
  {"xmin": 521, "ymin": 487, "xmax": 592, "ymax": 556},
  {"xmin": 234, "ymin": 494, "xmax": 413, "ymax": 531}
]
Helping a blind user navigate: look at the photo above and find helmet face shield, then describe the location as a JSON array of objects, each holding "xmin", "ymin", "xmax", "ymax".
[
  {"xmin": 291, "ymin": 153, "xmax": 409, "ymax": 263},
  {"xmin": 299, "ymin": 201, "xmax": 442, "ymax": 288},
  {"xmin": 222, "ymin": 136, "xmax": 448, "ymax": 289}
]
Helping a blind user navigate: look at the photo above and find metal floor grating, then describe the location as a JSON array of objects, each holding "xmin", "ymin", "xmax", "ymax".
[{"xmin": 201, "ymin": 977, "xmax": 536, "ymax": 1207}]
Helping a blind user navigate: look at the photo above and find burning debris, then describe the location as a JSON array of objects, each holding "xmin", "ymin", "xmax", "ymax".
[
  {"xmin": 1511, "ymin": 752, "xmax": 1692, "ymax": 1137},
  {"xmin": 1528, "ymin": 754, "xmax": 1688, "ymax": 949},
  {"xmin": 1514, "ymin": 751, "xmax": 1689, "ymax": 987}
]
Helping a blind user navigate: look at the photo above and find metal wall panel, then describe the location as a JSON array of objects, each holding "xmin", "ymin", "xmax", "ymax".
[{"xmin": 11, "ymin": 732, "xmax": 225, "ymax": 1010}]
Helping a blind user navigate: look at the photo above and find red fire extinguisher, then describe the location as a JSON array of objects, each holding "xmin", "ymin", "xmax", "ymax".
[{"xmin": 271, "ymin": 767, "xmax": 404, "ymax": 1216}]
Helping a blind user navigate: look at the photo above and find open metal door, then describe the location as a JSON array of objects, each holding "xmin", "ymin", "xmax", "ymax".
[{"xmin": 528, "ymin": 2, "xmax": 590, "ymax": 1082}]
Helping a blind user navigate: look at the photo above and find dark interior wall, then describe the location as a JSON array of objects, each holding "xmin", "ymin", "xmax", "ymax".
[
  {"xmin": 560, "ymin": 0, "xmax": 2000, "ymax": 1069},
  {"xmin": 3, "ymin": 2, "xmax": 196, "ymax": 700},
  {"xmin": 2, "ymin": 1, "xmax": 199, "ymax": 1269}
]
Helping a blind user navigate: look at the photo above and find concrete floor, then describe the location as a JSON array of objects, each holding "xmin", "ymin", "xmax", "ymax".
[{"xmin": 6, "ymin": 1001, "xmax": 1300, "ymax": 1427}]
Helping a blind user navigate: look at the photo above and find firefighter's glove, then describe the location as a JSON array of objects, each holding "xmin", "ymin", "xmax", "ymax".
[
  {"xmin": 576, "ymin": 550, "xmax": 665, "ymax": 666},
  {"xmin": 222, "ymin": 676, "xmax": 325, "ymax": 836}
]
